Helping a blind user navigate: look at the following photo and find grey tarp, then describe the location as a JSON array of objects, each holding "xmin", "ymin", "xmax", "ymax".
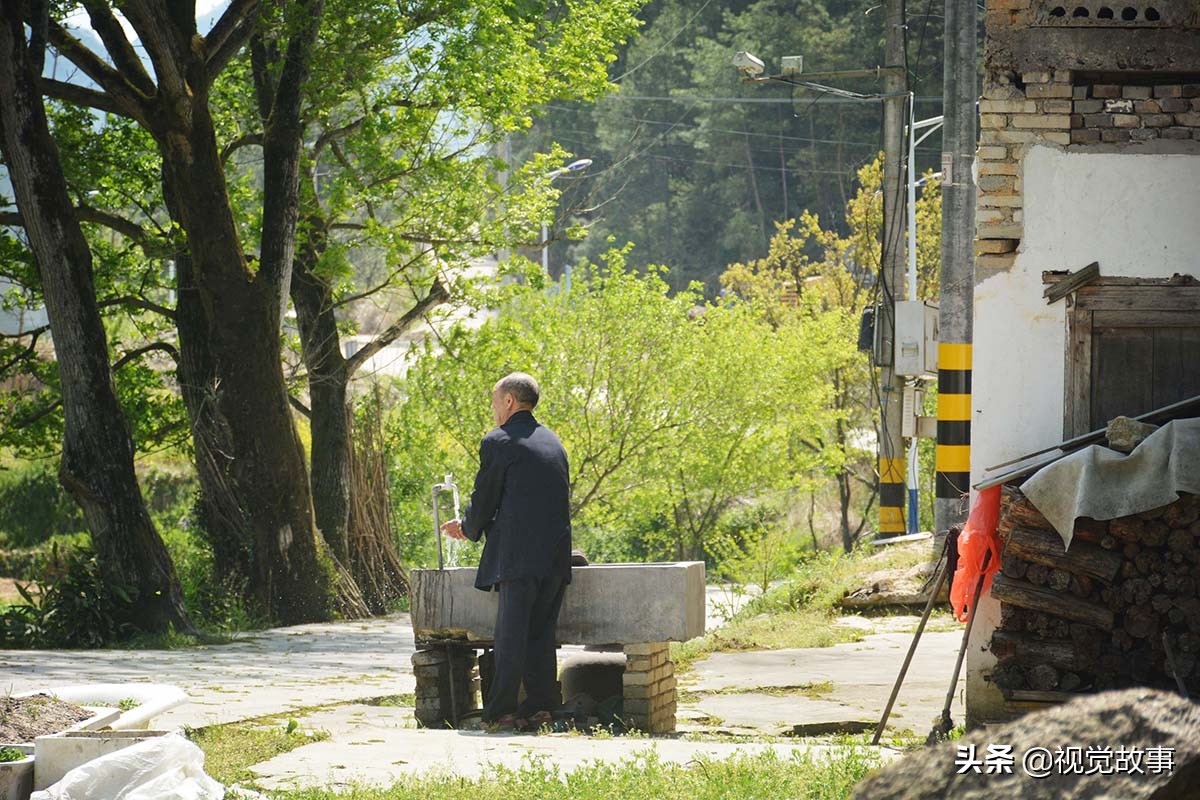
[{"xmin": 1021, "ymin": 418, "xmax": 1200, "ymax": 549}]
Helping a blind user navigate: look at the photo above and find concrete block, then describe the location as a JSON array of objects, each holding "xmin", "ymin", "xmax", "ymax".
[
  {"xmin": 0, "ymin": 745, "xmax": 33, "ymax": 800},
  {"xmin": 34, "ymin": 731, "xmax": 170, "ymax": 790},
  {"xmin": 411, "ymin": 563, "xmax": 705, "ymax": 645}
]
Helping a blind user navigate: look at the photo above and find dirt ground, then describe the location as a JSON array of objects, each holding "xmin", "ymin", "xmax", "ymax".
[{"xmin": 0, "ymin": 693, "xmax": 91, "ymax": 743}]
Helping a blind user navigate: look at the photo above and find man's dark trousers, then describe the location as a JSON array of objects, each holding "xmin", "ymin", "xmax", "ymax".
[{"xmin": 484, "ymin": 575, "xmax": 567, "ymax": 721}]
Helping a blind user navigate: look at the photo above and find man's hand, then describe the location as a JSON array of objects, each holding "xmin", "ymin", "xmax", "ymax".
[{"xmin": 441, "ymin": 518, "xmax": 467, "ymax": 540}]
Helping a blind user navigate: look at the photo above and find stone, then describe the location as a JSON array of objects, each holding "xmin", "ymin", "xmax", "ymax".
[
  {"xmin": 1159, "ymin": 98, "xmax": 1190, "ymax": 113},
  {"xmin": 851, "ymin": 689, "xmax": 1200, "ymax": 800},
  {"xmin": 978, "ymin": 161, "xmax": 1019, "ymax": 176},
  {"xmin": 624, "ymin": 641, "xmax": 670, "ymax": 657},
  {"xmin": 977, "ymin": 175, "xmax": 1015, "ymax": 193},
  {"xmin": 1129, "ymin": 129, "xmax": 1160, "ymax": 142},
  {"xmin": 1122, "ymin": 85, "xmax": 1153, "ymax": 99},
  {"xmin": 1083, "ymin": 113, "xmax": 1113, "ymax": 127},
  {"xmin": 976, "ymin": 223, "xmax": 1023, "ymax": 239},
  {"xmin": 411, "ymin": 565, "xmax": 705, "ymax": 644},
  {"xmin": 1133, "ymin": 99, "xmax": 1162, "ymax": 114},
  {"xmin": 1070, "ymin": 129, "xmax": 1101, "ymax": 145},
  {"xmin": 1091, "ymin": 84, "xmax": 1121, "ymax": 98},
  {"xmin": 1072, "ymin": 85, "xmax": 1089, "ymax": 99},
  {"xmin": 1111, "ymin": 114, "xmax": 1140, "ymax": 128},
  {"xmin": 976, "ymin": 239, "xmax": 1018, "ymax": 254},
  {"xmin": 1162, "ymin": 127, "xmax": 1195, "ymax": 140},
  {"xmin": 412, "ymin": 649, "xmax": 447, "ymax": 667},
  {"xmin": 980, "ymin": 113, "xmax": 1008, "ymax": 129},
  {"xmin": 1073, "ymin": 99, "xmax": 1103, "ymax": 114},
  {"xmin": 1007, "ymin": 114, "xmax": 1071, "ymax": 129},
  {"xmin": 1103, "ymin": 98, "xmax": 1134, "ymax": 114},
  {"xmin": 1106, "ymin": 416, "xmax": 1160, "ymax": 453},
  {"xmin": 1175, "ymin": 112, "xmax": 1200, "ymax": 127},
  {"xmin": 1021, "ymin": 71, "xmax": 1051, "ymax": 84},
  {"xmin": 1102, "ymin": 129, "xmax": 1132, "ymax": 143},
  {"xmin": 1155, "ymin": 85, "xmax": 1184, "ymax": 98},
  {"xmin": 977, "ymin": 193, "xmax": 1022, "ymax": 208},
  {"xmin": 1025, "ymin": 83, "xmax": 1072, "ymax": 99},
  {"xmin": 977, "ymin": 254, "xmax": 1017, "ymax": 271},
  {"xmin": 1143, "ymin": 114, "xmax": 1174, "ymax": 128},
  {"xmin": 980, "ymin": 100, "xmax": 1036, "ymax": 114}
]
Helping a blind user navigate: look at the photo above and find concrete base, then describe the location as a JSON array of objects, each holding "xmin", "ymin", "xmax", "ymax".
[
  {"xmin": 33, "ymin": 731, "xmax": 169, "ymax": 790},
  {"xmin": 0, "ymin": 746, "xmax": 33, "ymax": 800},
  {"xmin": 411, "ymin": 563, "xmax": 706, "ymax": 645}
]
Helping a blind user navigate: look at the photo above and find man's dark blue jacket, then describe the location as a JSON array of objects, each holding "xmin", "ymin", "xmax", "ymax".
[{"xmin": 461, "ymin": 409, "xmax": 572, "ymax": 591}]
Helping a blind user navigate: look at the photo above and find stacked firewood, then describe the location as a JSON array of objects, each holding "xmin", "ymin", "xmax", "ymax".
[{"xmin": 988, "ymin": 486, "xmax": 1200, "ymax": 706}]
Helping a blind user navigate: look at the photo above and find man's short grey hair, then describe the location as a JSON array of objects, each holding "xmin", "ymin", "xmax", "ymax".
[{"xmin": 496, "ymin": 372, "xmax": 540, "ymax": 408}]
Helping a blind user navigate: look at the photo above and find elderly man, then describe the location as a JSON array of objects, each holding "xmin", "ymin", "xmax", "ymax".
[{"xmin": 440, "ymin": 372, "xmax": 572, "ymax": 730}]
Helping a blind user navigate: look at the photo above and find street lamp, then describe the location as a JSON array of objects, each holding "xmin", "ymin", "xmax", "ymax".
[{"xmin": 542, "ymin": 158, "xmax": 592, "ymax": 285}]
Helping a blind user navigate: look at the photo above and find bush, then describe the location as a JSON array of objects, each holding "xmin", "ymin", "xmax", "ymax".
[
  {"xmin": 0, "ymin": 544, "xmax": 140, "ymax": 648},
  {"xmin": 0, "ymin": 461, "xmax": 85, "ymax": 548}
]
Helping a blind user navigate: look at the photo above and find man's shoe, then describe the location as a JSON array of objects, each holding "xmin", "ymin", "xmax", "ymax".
[{"xmin": 516, "ymin": 710, "xmax": 553, "ymax": 732}]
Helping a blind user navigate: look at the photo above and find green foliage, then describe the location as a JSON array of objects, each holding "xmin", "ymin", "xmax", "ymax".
[
  {"xmin": 0, "ymin": 545, "xmax": 139, "ymax": 648},
  {"xmin": 0, "ymin": 461, "xmax": 85, "ymax": 548},
  {"xmin": 387, "ymin": 248, "xmax": 859, "ymax": 567},
  {"xmin": 263, "ymin": 748, "xmax": 881, "ymax": 800},
  {"xmin": 0, "ymin": 746, "xmax": 29, "ymax": 763},
  {"xmin": 188, "ymin": 719, "xmax": 327, "ymax": 787},
  {"xmin": 518, "ymin": 0, "xmax": 948, "ymax": 291}
]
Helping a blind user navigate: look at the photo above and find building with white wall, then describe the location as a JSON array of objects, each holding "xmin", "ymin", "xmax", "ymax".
[{"xmin": 967, "ymin": 0, "xmax": 1200, "ymax": 723}]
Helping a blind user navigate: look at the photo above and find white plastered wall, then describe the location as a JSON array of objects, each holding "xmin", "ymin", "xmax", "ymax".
[{"xmin": 966, "ymin": 144, "xmax": 1200, "ymax": 723}]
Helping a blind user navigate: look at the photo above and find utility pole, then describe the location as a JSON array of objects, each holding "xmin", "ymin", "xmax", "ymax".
[
  {"xmin": 876, "ymin": 0, "xmax": 909, "ymax": 539},
  {"xmin": 935, "ymin": 0, "xmax": 977, "ymax": 537}
]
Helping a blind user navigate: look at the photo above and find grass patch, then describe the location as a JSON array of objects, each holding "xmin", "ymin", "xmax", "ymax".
[
  {"xmin": 357, "ymin": 694, "xmax": 416, "ymax": 708},
  {"xmin": 188, "ymin": 718, "xmax": 328, "ymax": 786},
  {"xmin": 678, "ymin": 680, "xmax": 834, "ymax": 705},
  {"xmin": 264, "ymin": 747, "xmax": 882, "ymax": 800},
  {"xmin": 674, "ymin": 544, "xmax": 938, "ymax": 672}
]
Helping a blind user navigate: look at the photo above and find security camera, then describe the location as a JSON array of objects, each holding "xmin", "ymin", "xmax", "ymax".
[{"xmin": 732, "ymin": 51, "xmax": 765, "ymax": 77}]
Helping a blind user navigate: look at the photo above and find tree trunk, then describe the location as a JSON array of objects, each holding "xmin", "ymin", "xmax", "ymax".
[
  {"xmin": 290, "ymin": 224, "xmax": 352, "ymax": 565},
  {"xmin": 0, "ymin": 10, "xmax": 193, "ymax": 635},
  {"xmin": 170, "ymin": 246, "xmax": 254, "ymax": 586},
  {"xmin": 151, "ymin": 50, "xmax": 335, "ymax": 627}
]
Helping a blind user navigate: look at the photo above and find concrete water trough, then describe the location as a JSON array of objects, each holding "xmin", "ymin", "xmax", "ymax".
[{"xmin": 410, "ymin": 562, "xmax": 706, "ymax": 732}]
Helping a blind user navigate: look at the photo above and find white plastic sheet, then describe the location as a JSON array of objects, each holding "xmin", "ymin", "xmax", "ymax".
[{"xmin": 31, "ymin": 732, "xmax": 223, "ymax": 800}]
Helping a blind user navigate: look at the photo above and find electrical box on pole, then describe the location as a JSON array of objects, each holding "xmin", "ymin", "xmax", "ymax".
[{"xmin": 894, "ymin": 300, "xmax": 938, "ymax": 379}]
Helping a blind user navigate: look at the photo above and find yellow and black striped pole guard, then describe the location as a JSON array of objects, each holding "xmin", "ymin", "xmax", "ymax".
[
  {"xmin": 936, "ymin": 342, "xmax": 972, "ymax": 500},
  {"xmin": 878, "ymin": 456, "xmax": 906, "ymax": 536}
]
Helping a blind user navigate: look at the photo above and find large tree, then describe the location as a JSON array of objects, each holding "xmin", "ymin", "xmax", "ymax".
[{"xmin": 0, "ymin": 3, "xmax": 192, "ymax": 633}]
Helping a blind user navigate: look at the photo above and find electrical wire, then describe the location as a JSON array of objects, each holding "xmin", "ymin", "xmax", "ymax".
[{"xmin": 611, "ymin": 0, "xmax": 716, "ymax": 84}]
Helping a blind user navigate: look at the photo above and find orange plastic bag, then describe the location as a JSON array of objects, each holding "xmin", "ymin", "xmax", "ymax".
[{"xmin": 950, "ymin": 485, "xmax": 1002, "ymax": 622}]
